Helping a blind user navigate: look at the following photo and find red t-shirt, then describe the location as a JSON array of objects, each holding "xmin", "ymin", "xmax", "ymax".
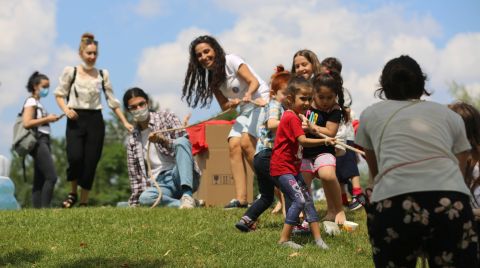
[{"xmin": 270, "ymin": 110, "xmax": 305, "ymax": 176}]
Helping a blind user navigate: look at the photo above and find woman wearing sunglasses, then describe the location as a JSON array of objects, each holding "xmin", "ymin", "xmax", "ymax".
[{"xmin": 54, "ymin": 32, "xmax": 133, "ymax": 208}]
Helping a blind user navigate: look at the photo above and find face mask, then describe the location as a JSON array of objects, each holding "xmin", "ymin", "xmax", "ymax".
[
  {"xmin": 39, "ymin": 88, "xmax": 49, "ymax": 98},
  {"xmin": 131, "ymin": 107, "xmax": 149, "ymax": 122},
  {"xmin": 82, "ymin": 62, "xmax": 95, "ymax": 71}
]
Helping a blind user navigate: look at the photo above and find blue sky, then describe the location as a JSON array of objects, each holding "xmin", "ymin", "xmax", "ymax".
[{"xmin": 0, "ymin": 0, "xmax": 479, "ymax": 158}]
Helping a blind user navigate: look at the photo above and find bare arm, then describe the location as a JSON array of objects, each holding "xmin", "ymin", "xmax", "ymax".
[
  {"xmin": 311, "ymin": 120, "xmax": 340, "ymax": 137},
  {"xmin": 213, "ymin": 89, "xmax": 240, "ymax": 111},
  {"xmin": 113, "ymin": 107, "xmax": 134, "ymax": 132},
  {"xmin": 364, "ymin": 149, "xmax": 378, "ymax": 187},
  {"xmin": 456, "ymin": 150, "xmax": 470, "ymax": 178},
  {"xmin": 22, "ymin": 106, "xmax": 59, "ymax": 128},
  {"xmin": 237, "ymin": 64, "xmax": 259, "ymax": 102},
  {"xmin": 55, "ymin": 95, "xmax": 78, "ymax": 120},
  {"xmin": 297, "ymin": 134, "xmax": 335, "ymax": 148},
  {"xmin": 266, "ymin": 118, "xmax": 280, "ymax": 132}
]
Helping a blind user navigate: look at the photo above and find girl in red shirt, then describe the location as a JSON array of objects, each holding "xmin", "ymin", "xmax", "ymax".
[{"xmin": 270, "ymin": 76, "xmax": 335, "ymax": 249}]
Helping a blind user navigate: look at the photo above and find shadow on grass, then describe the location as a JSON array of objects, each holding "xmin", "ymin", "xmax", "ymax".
[
  {"xmin": 0, "ymin": 249, "xmax": 44, "ymax": 266},
  {"xmin": 58, "ymin": 257, "xmax": 167, "ymax": 268}
]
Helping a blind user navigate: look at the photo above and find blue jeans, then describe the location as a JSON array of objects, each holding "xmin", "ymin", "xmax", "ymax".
[
  {"xmin": 139, "ymin": 137, "xmax": 200, "ymax": 207},
  {"xmin": 276, "ymin": 173, "xmax": 320, "ymax": 225}
]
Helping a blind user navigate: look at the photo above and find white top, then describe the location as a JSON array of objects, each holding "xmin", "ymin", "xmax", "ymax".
[
  {"xmin": 24, "ymin": 97, "xmax": 50, "ymax": 134},
  {"xmin": 219, "ymin": 54, "xmax": 269, "ymax": 103},
  {"xmin": 140, "ymin": 128, "xmax": 175, "ymax": 179},
  {"xmin": 355, "ymin": 100, "xmax": 471, "ymax": 202},
  {"xmin": 54, "ymin": 66, "xmax": 121, "ymax": 110}
]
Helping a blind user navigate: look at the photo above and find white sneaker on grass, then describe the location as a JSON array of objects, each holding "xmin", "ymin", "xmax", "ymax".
[{"xmin": 179, "ymin": 194, "xmax": 196, "ymax": 209}]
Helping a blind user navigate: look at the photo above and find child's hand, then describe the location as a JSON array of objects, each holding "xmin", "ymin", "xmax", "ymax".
[
  {"xmin": 324, "ymin": 137, "xmax": 336, "ymax": 146},
  {"xmin": 299, "ymin": 114, "xmax": 313, "ymax": 131},
  {"xmin": 229, "ymin": 99, "xmax": 241, "ymax": 109}
]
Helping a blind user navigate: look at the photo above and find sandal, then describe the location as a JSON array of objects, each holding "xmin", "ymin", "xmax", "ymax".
[{"xmin": 62, "ymin": 193, "xmax": 77, "ymax": 208}]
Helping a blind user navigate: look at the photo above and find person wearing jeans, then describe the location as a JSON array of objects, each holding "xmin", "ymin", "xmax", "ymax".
[
  {"xmin": 124, "ymin": 87, "xmax": 201, "ymax": 209},
  {"xmin": 139, "ymin": 137, "xmax": 200, "ymax": 207}
]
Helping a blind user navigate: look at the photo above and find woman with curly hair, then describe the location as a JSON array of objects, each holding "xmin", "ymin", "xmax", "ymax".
[{"xmin": 182, "ymin": 35, "xmax": 269, "ymax": 208}]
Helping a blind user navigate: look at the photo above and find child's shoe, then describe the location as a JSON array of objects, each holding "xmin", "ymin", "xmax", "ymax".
[
  {"xmin": 235, "ymin": 216, "xmax": 257, "ymax": 232},
  {"xmin": 315, "ymin": 238, "xmax": 329, "ymax": 249},
  {"xmin": 292, "ymin": 220, "xmax": 311, "ymax": 235},
  {"xmin": 348, "ymin": 194, "xmax": 367, "ymax": 211},
  {"xmin": 279, "ymin": 240, "xmax": 303, "ymax": 249}
]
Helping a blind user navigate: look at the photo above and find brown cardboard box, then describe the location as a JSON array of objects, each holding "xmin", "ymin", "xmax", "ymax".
[{"xmin": 194, "ymin": 124, "xmax": 254, "ymax": 207}]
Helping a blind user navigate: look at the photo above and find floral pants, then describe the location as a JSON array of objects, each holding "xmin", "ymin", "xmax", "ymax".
[{"xmin": 365, "ymin": 191, "xmax": 478, "ymax": 267}]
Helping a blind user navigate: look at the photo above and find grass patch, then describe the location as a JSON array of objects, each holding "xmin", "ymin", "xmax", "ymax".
[{"xmin": 0, "ymin": 202, "xmax": 374, "ymax": 267}]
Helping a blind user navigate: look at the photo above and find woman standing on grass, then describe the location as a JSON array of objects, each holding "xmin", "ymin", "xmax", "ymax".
[
  {"xmin": 22, "ymin": 71, "xmax": 61, "ymax": 208},
  {"xmin": 54, "ymin": 33, "xmax": 133, "ymax": 208},
  {"xmin": 356, "ymin": 55, "xmax": 478, "ymax": 266},
  {"xmin": 182, "ymin": 35, "xmax": 269, "ymax": 209}
]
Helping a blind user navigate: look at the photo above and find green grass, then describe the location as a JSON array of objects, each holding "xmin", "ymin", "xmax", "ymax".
[{"xmin": 0, "ymin": 202, "xmax": 374, "ymax": 267}]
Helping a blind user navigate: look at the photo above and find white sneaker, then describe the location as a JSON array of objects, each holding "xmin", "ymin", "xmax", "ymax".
[{"xmin": 179, "ymin": 194, "xmax": 196, "ymax": 209}]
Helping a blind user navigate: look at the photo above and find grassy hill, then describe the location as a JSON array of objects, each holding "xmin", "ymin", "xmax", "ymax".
[{"xmin": 0, "ymin": 202, "xmax": 374, "ymax": 267}]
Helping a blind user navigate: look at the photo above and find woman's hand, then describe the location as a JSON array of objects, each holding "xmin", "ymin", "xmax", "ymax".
[
  {"xmin": 64, "ymin": 108, "xmax": 79, "ymax": 120},
  {"xmin": 148, "ymin": 132, "xmax": 168, "ymax": 145},
  {"xmin": 242, "ymin": 92, "xmax": 252, "ymax": 103},
  {"xmin": 123, "ymin": 121, "xmax": 134, "ymax": 132},
  {"xmin": 46, "ymin": 114, "xmax": 61, "ymax": 123},
  {"xmin": 228, "ymin": 98, "xmax": 241, "ymax": 109}
]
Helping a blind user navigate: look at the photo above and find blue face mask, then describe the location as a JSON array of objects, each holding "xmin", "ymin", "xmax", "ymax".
[{"xmin": 39, "ymin": 88, "xmax": 49, "ymax": 98}]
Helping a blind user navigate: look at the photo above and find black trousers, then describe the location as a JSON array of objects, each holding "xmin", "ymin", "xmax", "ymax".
[
  {"xmin": 29, "ymin": 134, "xmax": 57, "ymax": 208},
  {"xmin": 366, "ymin": 191, "xmax": 479, "ymax": 267},
  {"xmin": 243, "ymin": 149, "xmax": 288, "ymax": 221},
  {"xmin": 66, "ymin": 109, "xmax": 105, "ymax": 190}
]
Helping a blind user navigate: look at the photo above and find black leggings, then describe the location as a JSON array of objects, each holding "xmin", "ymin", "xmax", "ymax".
[
  {"xmin": 30, "ymin": 134, "xmax": 57, "ymax": 208},
  {"xmin": 66, "ymin": 109, "xmax": 105, "ymax": 190},
  {"xmin": 243, "ymin": 149, "xmax": 288, "ymax": 221},
  {"xmin": 366, "ymin": 191, "xmax": 479, "ymax": 267}
]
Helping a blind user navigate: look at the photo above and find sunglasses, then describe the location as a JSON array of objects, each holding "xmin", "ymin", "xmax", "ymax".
[
  {"xmin": 82, "ymin": 38, "xmax": 98, "ymax": 45},
  {"xmin": 128, "ymin": 101, "xmax": 147, "ymax": 111}
]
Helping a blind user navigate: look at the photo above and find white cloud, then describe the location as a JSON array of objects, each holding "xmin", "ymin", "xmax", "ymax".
[
  {"xmin": 134, "ymin": 0, "xmax": 168, "ymax": 18},
  {"xmin": 135, "ymin": 0, "xmax": 477, "ymax": 120}
]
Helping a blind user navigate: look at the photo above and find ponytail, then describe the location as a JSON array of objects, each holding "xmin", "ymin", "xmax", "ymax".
[{"xmin": 26, "ymin": 71, "xmax": 49, "ymax": 93}]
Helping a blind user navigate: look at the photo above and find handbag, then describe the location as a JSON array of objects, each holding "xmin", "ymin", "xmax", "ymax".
[{"xmin": 12, "ymin": 99, "xmax": 39, "ymax": 157}]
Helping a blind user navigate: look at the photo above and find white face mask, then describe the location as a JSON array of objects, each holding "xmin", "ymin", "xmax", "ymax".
[
  {"xmin": 82, "ymin": 62, "xmax": 95, "ymax": 71},
  {"xmin": 131, "ymin": 107, "xmax": 149, "ymax": 122}
]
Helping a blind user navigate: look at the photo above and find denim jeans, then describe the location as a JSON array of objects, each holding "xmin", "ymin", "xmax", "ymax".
[
  {"xmin": 276, "ymin": 173, "xmax": 319, "ymax": 225},
  {"xmin": 139, "ymin": 137, "xmax": 200, "ymax": 207}
]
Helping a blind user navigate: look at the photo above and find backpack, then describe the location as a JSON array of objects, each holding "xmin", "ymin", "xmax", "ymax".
[
  {"xmin": 67, "ymin": 67, "xmax": 108, "ymax": 102},
  {"xmin": 12, "ymin": 99, "xmax": 39, "ymax": 157},
  {"xmin": 12, "ymin": 99, "xmax": 40, "ymax": 182}
]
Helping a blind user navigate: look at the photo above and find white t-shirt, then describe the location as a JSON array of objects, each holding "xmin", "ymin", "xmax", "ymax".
[
  {"xmin": 219, "ymin": 54, "xmax": 270, "ymax": 103},
  {"xmin": 24, "ymin": 97, "xmax": 50, "ymax": 134},
  {"xmin": 355, "ymin": 100, "xmax": 471, "ymax": 202},
  {"xmin": 140, "ymin": 128, "xmax": 175, "ymax": 179}
]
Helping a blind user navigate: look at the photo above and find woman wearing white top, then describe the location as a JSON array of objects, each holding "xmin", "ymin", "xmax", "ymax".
[
  {"xmin": 356, "ymin": 55, "xmax": 478, "ymax": 267},
  {"xmin": 54, "ymin": 33, "xmax": 133, "ymax": 208},
  {"xmin": 22, "ymin": 71, "xmax": 61, "ymax": 208},
  {"xmin": 182, "ymin": 35, "xmax": 269, "ymax": 208}
]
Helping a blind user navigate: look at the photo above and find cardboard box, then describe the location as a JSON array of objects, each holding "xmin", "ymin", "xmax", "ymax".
[{"xmin": 194, "ymin": 124, "xmax": 254, "ymax": 207}]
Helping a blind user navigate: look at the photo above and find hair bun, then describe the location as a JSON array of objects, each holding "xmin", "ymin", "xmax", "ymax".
[{"xmin": 81, "ymin": 32, "xmax": 95, "ymax": 41}]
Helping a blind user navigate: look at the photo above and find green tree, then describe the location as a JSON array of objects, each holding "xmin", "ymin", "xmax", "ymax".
[{"xmin": 449, "ymin": 81, "xmax": 480, "ymax": 108}]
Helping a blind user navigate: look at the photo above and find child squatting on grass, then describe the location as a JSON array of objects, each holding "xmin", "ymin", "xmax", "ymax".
[{"xmin": 270, "ymin": 76, "xmax": 335, "ymax": 249}]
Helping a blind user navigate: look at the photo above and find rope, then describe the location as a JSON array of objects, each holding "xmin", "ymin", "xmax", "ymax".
[
  {"xmin": 145, "ymin": 106, "xmax": 239, "ymax": 208},
  {"xmin": 316, "ymin": 132, "xmax": 366, "ymax": 156}
]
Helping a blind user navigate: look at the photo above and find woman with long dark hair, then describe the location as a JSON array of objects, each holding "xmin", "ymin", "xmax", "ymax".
[{"xmin": 182, "ymin": 35, "xmax": 269, "ymax": 208}]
